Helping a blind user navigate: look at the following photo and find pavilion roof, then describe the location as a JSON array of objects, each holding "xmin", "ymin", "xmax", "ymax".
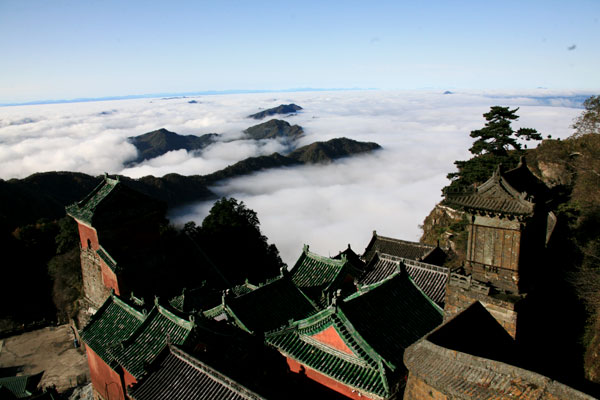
[
  {"xmin": 65, "ymin": 174, "xmax": 165, "ymax": 228},
  {"xmin": 290, "ymin": 245, "xmax": 359, "ymax": 308},
  {"xmin": 203, "ymin": 274, "xmax": 319, "ymax": 334},
  {"xmin": 128, "ymin": 344, "xmax": 265, "ymax": 400},
  {"xmin": 266, "ymin": 272, "xmax": 443, "ymax": 398},
  {"xmin": 65, "ymin": 175, "xmax": 119, "ymax": 225},
  {"xmin": 0, "ymin": 372, "xmax": 44, "ymax": 399},
  {"xmin": 333, "ymin": 244, "xmax": 367, "ymax": 271},
  {"xmin": 445, "ymin": 160, "xmax": 547, "ymax": 217},
  {"xmin": 342, "ymin": 272, "xmax": 444, "ymax": 368},
  {"xmin": 110, "ymin": 300, "xmax": 196, "ymax": 379},
  {"xmin": 80, "ymin": 293, "xmax": 146, "ymax": 364},
  {"xmin": 358, "ymin": 253, "xmax": 449, "ymax": 306},
  {"xmin": 362, "ymin": 232, "xmax": 442, "ymax": 264}
]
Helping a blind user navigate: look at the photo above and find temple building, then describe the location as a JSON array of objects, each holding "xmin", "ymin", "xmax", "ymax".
[
  {"xmin": 443, "ymin": 159, "xmax": 555, "ymax": 338},
  {"xmin": 79, "ymin": 294, "xmax": 195, "ymax": 400},
  {"xmin": 362, "ymin": 232, "xmax": 447, "ymax": 266},
  {"xmin": 358, "ymin": 253, "xmax": 449, "ymax": 307},
  {"xmin": 128, "ymin": 344, "xmax": 266, "ymax": 400},
  {"xmin": 289, "ymin": 245, "xmax": 363, "ymax": 308},
  {"xmin": 266, "ymin": 271, "xmax": 443, "ymax": 400},
  {"xmin": 66, "ymin": 175, "xmax": 165, "ymax": 312},
  {"xmin": 203, "ymin": 272, "xmax": 319, "ymax": 335}
]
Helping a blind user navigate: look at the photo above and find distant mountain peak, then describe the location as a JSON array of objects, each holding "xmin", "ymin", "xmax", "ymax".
[
  {"xmin": 248, "ymin": 104, "xmax": 303, "ymax": 120},
  {"xmin": 243, "ymin": 119, "xmax": 304, "ymax": 141},
  {"xmin": 126, "ymin": 128, "xmax": 219, "ymax": 165},
  {"xmin": 288, "ymin": 138, "xmax": 381, "ymax": 163}
]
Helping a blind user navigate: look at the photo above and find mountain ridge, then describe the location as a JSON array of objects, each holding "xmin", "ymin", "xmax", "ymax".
[
  {"xmin": 247, "ymin": 104, "xmax": 302, "ymax": 119},
  {"xmin": 127, "ymin": 128, "xmax": 219, "ymax": 165},
  {"xmin": 243, "ymin": 119, "xmax": 304, "ymax": 141},
  {"xmin": 0, "ymin": 137, "xmax": 381, "ymax": 231}
]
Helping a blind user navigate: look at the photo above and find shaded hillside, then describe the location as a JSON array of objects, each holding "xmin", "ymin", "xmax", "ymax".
[
  {"xmin": 288, "ymin": 138, "xmax": 381, "ymax": 163},
  {"xmin": 127, "ymin": 128, "xmax": 219, "ymax": 165},
  {"xmin": 0, "ymin": 172, "xmax": 100, "ymax": 232},
  {"xmin": 205, "ymin": 153, "xmax": 301, "ymax": 182},
  {"xmin": 243, "ymin": 119, "xmax": 304, "ymax": 141},
  {"xmin": 206, "ymin": 137, "xmax": 381, "ymax": 180},
  {"xmin": 247, "ymin": 104, "xmax": 302, "ymax": 119},
  {"xmin": 0, "ymin": 137, "xmax": 381, "ymax": 232}
]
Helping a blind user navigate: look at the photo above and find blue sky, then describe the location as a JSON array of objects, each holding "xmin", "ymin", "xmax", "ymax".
[{"xmin": 1, "ymin": 0, "xmax": 598, "ymax": 103}]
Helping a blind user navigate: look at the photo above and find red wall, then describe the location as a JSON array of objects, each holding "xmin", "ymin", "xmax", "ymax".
[
  {"xmin": 85, "ymin": 346, "xmax": 126, "ymax": 400},
  {"xmin": 76, "ymin": 222, "xmax": 99, "ymax": 250},
  {"xmin": 122, "ymin": 368, "xmax": 137, "ymax": 392},
  {"xmin": 286, "ymin": 357, "xmax": 377, "ymax": 400},
  {"xmin": 311, "ymin": 326, "xmax": 355, "ymax": 355},
  {"xmin": 100, "ymin": 261, "xmax": 120, "ymax": 295}
]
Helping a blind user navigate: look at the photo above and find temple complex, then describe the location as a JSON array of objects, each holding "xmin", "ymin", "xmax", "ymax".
[{"xmin": 68, "ymin": 162, "xmax": 594, "ymax": 400}]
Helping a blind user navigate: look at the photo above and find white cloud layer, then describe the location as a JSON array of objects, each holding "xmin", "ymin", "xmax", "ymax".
[{"xmin": 0, "ymin": 90, "xmax": 583, "ymax": 265}]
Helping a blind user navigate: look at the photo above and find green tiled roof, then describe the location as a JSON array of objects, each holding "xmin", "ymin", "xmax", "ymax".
[
  {"xmin": 445, "ymin": 165, "xmax": 536, "ymax": 217},
  {"xmin": 362, "ymin": 232, "xmax": 438, "ymax": 264},
  {"xmin": 230, "ymin": 281, "xmax": 258, "ymax": 296},
  {"xmin": 111, "ymin": 301, "xmax": 196, "ymax": 379},
  {"xmin": 129, "ymin": 344, "xmax": 266, "ymax": 400},
  {"xmin": 203, "ymin": 303, "xmax": 226, "ymax": 319},
  {"xmin": 266, "ymin": 308, "xmax": 391, "ymax": 398},
  {"xmin": 168, "ymin": 294, "xmax": 185, "ymax": 311},
  {"xmin": 342, "ymin": 272, "xmax": 444, "ymax": 368},
  {"xmin": 290, "ymin": 245, "xmax": 353, "ymax": 307},
  {"xmin": 65, "ymin": 175, "xmax": 119, "ymax": 225},
  {"xmin": 0, "ymin": 372, "xmax": 43, "ymax": 399},
  {"xmin": 168, "ymin": 286, "xmax": 223, "ymax": 314},
  {"xmin": 214, "ymin": 275, "xmax": 319, "ymax": 334},
  {"xmin": 266, "ymin": 271, "xmax": 443, "ymax": 398},
  {"xmin": 80, "ymin": 293, "xmax": 146, "ymax": 364}
]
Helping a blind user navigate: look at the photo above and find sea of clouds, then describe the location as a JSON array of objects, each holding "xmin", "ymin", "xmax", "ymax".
[{"xmin": 0, "ymin": 90, "xmax": 584, "ymax": 265}]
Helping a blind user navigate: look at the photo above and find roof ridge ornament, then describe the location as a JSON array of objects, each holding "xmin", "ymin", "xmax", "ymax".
[{"xmin": 493, "ymin": 163, "xmax": 503, "ymax": 180}]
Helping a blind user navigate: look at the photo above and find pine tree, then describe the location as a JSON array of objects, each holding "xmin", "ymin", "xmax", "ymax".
[
  {"xmin": 446, "ymin": 106, "xmax": 542, "ymax": 190},
  {"xmin": 469, "ymin": 106, "xmax": 542, "ymax": 156}
]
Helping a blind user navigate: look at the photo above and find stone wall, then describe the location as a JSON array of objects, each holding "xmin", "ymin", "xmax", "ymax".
[
  {"xmin": 444, "ymin": 277, "xmax": 520, "ymax": 339},
  {"xmin": 404, "ymin": 374, "xmax": 447, "ymax": 400},
  {"xmin": 403, "ymin": 339, "xmax": 596, "ymax": 400},
  {"xmin": 80, "ymin": 248, "xmax": 113, "ymax": 310}
]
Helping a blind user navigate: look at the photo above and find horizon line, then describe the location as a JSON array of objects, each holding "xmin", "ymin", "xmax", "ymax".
[
  {"xmin": 0, "ymin": 87, "xmax": 377, "ymax": 107},
  {"xmin": 1, "ymin": 87, "xmax": 595, "ymax": 108}
]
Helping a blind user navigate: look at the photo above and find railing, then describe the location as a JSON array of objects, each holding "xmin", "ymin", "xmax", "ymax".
[
  {"xmin": 378, "ymin": 253, "xmax": 449, "ymax": 274},
  {"xmin": 449, "ymin": 273, "xmax": 490, "ymax": 295}
]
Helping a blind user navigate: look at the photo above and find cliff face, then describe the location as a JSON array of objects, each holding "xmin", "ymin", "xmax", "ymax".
[
  {"xmin": 421, "ymin": 135, "xmax": 600, "ymax": 385},
  {"xmin": 420, "ymin": 203, "xmax": 467, "ymax": 269}
]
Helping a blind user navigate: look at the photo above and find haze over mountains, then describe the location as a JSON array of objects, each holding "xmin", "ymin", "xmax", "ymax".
[
  {"xmin": 0, "ymin": 136, "xmax": 380, "ymax": 235},
  {"xmin": 0, "ymin": 90, "xmax": 584, "ymax": 263}
]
